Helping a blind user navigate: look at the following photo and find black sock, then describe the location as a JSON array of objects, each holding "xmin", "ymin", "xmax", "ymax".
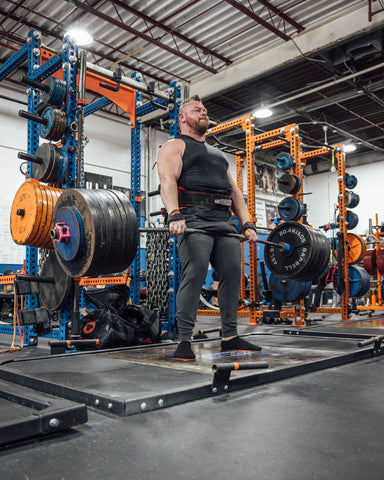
[
  {"xmin": 221, "ymin": 336, "xmax": 262, "ymax": 352},
  {"xmin": 172, "ymin": 341, "xmax": 196, "ymax": 360}
]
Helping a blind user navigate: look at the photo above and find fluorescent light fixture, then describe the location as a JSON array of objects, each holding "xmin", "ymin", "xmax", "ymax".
[
  {"xmin": 343, "ymin": 143, "xmax": 357, "ymax": 153},
  {"xmin": 253, "ymin": 106, "xmax": 273, "ymax": 118},
  {"xmin": 66, "ymin": 29, "xmax": 93, "ymax": 46}
]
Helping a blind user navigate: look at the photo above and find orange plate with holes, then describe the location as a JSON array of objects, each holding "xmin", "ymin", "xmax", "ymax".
[
  {"xmin": 334, "ymin": 233, "xmax": 367, "ymax": 265},
  {"xmin": 10, "ymin": 179, "xmax": 63, "ymax": 249}
]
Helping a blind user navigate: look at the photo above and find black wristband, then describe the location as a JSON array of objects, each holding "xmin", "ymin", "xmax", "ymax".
[
  {"xmin": 167, "ymin": 212, "xmax": 185, "ymax": 225},
  {"xmin": 242, "ymin": 222, "xmax": 257, "ymax": 234}
]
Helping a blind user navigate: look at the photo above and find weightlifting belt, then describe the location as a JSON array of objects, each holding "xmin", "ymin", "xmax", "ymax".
[{"xmin": 178, "ymin": 188, "xmax": 232, "ymax": 210}]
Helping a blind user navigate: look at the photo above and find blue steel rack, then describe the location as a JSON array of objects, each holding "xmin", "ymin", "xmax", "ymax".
[{"xmin": 0, "ymin": 29, "xmax": 182, "ymax": 343}]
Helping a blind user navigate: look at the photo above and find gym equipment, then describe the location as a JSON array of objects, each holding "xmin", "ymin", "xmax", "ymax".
[
  {"xmin": 363, "ymin": 250, "xmax": 377, "ymax": 275},
  {"xmin": 264, "ymin": 221, "xmax": 330, "ymax": 282},
  {"xmin": 38, "ymin": 252, "xmax": 73, "ymax": 311},
  {"xmin": 337, "ymin": 210, "xmax": 359, "ymax": 230},
  {"xmin": 345, "ymin": 173, "xmax": 358, "ymax": 189},
  {"xmin": 269, "ymin": 273, "xmax": 311, "ymax": 303},
  {"xmin": 334, "ymin": 265, "xmax": 370, "ymax": 298},
  {"xmin": 51, "ymin": 189, "xmax": 139, "ymax": 277},
  {"xmin": 376, "ymin": 249, "xmax": 384, "ymax": 275},
  {"xmin": 20, "ymin": 75, "xmax": 67, "ymax": 108},
  {"xmin": 278, "ymin": 197, "xmax": 304, "ymax": 221},
  {"xmin": 10, "ymin": 181, "xmax": 63, "ymax": 249},
  {"xmin": 19, "ymin": 107, "xmax": 67, "ymax": 142},
  {"xmin": 345, "ymin": 190, "xmax": 360, "ymax": 209},
  {"xmin": 277, "ymin": 173, "xmax": 301, "ymax": 194},
  {"xmin": 333, "ymin": 233, "xmax": 367, "ymax": 265},
  {"xmin": 276, "ymin": 152, "xmax": 294, "ymax": 170},
  {"xmin": 18, "ymin": 143, "xmax": 66, "ymax": 184}
]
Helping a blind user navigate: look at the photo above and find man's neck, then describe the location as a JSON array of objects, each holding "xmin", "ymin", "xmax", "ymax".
[{"xmin": 180, "ymin": 128, "xmax": 206, "ymax": 142}]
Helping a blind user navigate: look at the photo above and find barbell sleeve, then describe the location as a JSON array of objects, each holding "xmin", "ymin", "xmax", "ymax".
[
  {"xmin": 18, "ymin": 109, "xmax": 48, "ymax": 126},
  {"xmin": 138, "ymin": 227, "xmax": 290, "ymax": 252},
  {"xmin": 15, "ymin": 273, "xmax": 55, "ymax": 284},
  {"xmin": 18, "ymin": 151, "xmax": 44, "ymax": 165},
  {"xmin": 20, "ymin": 75, "xmax": 50, "ymax": 92},
  {"xmin": 358, "ymin": 335, "xmax": 384, "ymax": 348}
]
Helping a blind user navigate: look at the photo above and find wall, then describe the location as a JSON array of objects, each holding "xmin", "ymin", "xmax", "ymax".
[{"xmin": 304, "ymin": 160, "xmax": 384, "ymax": 234}]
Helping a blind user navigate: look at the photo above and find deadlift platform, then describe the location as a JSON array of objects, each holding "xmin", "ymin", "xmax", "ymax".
[{"xmin": 1, "ymin": 318, "xmax": 383, "ymax": 427}]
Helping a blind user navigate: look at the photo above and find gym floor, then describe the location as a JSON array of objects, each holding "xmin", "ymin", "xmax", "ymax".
[{"xmin": 1, "ymin": 312, "xmax": 384, "ymax": 480}]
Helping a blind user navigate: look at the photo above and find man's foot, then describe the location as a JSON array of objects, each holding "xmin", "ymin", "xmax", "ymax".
[
  {"xmin": 172, "ymin": 341, "xmax": 196, "ymax": 361},
  {"xmin": 221, "ymin": 336, "xmax": 262, "ymax": 352}
]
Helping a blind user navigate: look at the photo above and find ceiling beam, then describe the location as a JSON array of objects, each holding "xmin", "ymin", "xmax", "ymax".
[
  {"xmin": 223, "ymin": 0, "xmax": 291, "ymax": 41},
  {"xmin": 69, "ymin": 0, "xmax": 219, "ymax": 74},
  {"xmin": 108, "ymin": 0, "xmax": 232, "ymax": 66},
  {"xmin": 257, "ymin": 0, "xmax": 304, "ymax": 32}
]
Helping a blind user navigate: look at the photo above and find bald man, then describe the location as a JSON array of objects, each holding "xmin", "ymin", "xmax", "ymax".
[{"xmin": 157, "ymin": 100, "xmax": 262, "ymax": 360}]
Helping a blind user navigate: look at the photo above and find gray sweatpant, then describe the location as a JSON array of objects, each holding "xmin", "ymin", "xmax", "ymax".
[{"xmin": 176, "ymin": 228, "xmax": 241, "ymax": 341}]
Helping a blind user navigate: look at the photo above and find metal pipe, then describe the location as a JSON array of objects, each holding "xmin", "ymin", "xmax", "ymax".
[
  {"xmin": 267, "ymin": 61, "xmax": 384, "ymax": 109},
  {"xmin": 86, "ymin": 62, "xmax": 171, "ymax": 101}
]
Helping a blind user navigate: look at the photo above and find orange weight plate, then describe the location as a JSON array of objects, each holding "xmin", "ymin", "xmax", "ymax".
[
  {"xmin": 346, "ymin": 233, "xmax": 367, "ymax": 265},
  {"xmin": 333, "ymin": 233, "xmax": 367, "ymax": 265},
  {"xmin": 10, "ymin": 180, "xmax": 62, "ymax": 249}
]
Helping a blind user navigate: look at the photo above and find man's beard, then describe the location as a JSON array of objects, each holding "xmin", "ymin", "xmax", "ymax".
[{"xmin": 186, "ymin": 117, "xmax": 209, "ymax": 134}]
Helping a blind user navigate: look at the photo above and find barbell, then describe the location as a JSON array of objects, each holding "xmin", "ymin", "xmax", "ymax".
[{"xmin": 49, "ymin": 189, "xmax": 330, "ymax": 282}]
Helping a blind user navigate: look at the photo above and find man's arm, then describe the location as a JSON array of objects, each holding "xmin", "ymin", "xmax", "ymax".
[
  {"xmin": 157, "ymin": 139, "xmax": 186, "ymax": 235},
  {"xmin": 227, "ymin": 170, "xmax": 257, "ymax": 243}
]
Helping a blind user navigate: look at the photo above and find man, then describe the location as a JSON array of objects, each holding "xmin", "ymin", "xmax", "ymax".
[{"xmin": 157, "ymin": 100, "xmax": 262, "ymax": 360}]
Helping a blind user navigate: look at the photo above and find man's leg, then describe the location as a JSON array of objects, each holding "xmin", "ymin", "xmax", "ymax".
[{"xmin": 173, "ymin": 233, "xmax": 214, "ymax": 360}]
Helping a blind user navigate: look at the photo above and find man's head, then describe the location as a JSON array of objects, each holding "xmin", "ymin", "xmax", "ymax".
[{"xmin": 178, "ymin": 100, "xmax": 209, "ymax": 135}]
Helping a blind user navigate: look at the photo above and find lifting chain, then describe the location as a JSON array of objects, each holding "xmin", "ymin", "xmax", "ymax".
[{"xmin": 146, "ymin": 231, "xmax": 169, "ymax": 317}]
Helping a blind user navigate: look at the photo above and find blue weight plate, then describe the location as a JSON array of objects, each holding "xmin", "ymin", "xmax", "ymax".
[{"xmin": 54, "ymin": 206, "xmax": 84, "ymax": 262}]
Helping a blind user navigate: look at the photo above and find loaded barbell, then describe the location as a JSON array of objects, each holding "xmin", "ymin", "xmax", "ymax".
[{"xmin": 49, "ymin": 189, "xmax": 330, "ymax": 282}]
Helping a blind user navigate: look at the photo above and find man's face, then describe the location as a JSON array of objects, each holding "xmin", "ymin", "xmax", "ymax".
[{"xmin": 180, "ymin": 101, "xmax": 209, "ymax": 134}]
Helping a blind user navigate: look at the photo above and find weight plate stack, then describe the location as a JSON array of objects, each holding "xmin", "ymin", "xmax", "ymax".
[
  {"xmin": 52, "ymin": 189, "xmax": 139, "ymax": 277},
  {"xmin": 269, "ymin": 273, "xmax": 311, "ymax": 303},
  {"xmin": 277, "ymin": 173, "xmax": 301, "ymax": 194},
  {"xmin": 345, "ymin": 173, "xmax": 358, "ymax": 189},
  {"xmin": 32, "ymin": 143, "xmax": 66, "ymax": 184},
  {"xmin": 39, "ymin": 107, "xmax": 67, "ymax": 142},
  {"xmin": 41, "ymin": 77, "xmax": 67, "ymax": 108},
  {"xmin": 264, "ymin": 221, "xmax": 330, "ymax": 282},
  {"xmin": 363, "ymin": 250, "xmax": 377, "ymax": 275},
  {"xmin": 278, "ymin": 197, "xmax": 304, "ymax": 221},
  {"xmin": 333, "ymin": 233, "xmax": 367, "ymax": 265},
  {"xmin": 334, "ymin": 265, "xmax": 370, "ymax": 298},
  {"xmin": 376, "ymin": 249, "xmax": 384, "ymax": 274},
  {"xmin": 345, "ymin": 190, "xmax": 360, "ymax": 209},
  {"xmin": 276, "ymin": 152, "xmax": 294, "ymax": 170},
  {"xmin": 337, "ymin": 210, "xmax": 359, "ymax": 230},
  {"xmin": 39, "ymin": 251, "xmax": 72, "ymax": 311},
  {"xmin": 10, "ymin": 180, "xmax": 63, "ymax": 249}
]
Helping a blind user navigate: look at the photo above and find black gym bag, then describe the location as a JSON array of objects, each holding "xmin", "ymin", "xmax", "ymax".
[{"xmin": 80, "ymin": 304, "xmax": 160, "ymax": 349}]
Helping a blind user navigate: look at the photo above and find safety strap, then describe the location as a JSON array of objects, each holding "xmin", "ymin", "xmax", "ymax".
[{"xmin": 178, "ymin": 188, "xmax": 231, "ymax": 210}]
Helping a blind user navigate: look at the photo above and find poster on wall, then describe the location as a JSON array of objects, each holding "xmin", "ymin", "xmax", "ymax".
[
  {"xmin": 265, "ymin": 201, "xmax": 279, "ymax": 229},
  {"xmin": 256, "ymin": 164, "xmax": 278, "ymax": 195},
  {"xmin": 256, "ymin": 199, "xmax": 266, "ymax": 227}
]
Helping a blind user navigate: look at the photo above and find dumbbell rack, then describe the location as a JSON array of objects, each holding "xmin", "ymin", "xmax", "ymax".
[{"xmin": 0, "ymin": 29, "xmax": 180, "ymax": 344}]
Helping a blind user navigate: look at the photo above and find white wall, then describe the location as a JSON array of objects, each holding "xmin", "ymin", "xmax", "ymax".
[{"xmin": 304, "ymin": 161, "xmax": 384, "ymax": 234}]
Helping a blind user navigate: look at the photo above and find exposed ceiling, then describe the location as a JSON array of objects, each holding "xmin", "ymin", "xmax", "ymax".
[{"xmin": 1, "ymin": 0, "xmax": 384, "ymax": 173}]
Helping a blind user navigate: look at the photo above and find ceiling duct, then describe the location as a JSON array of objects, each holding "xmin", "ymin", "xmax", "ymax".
[{"xmin": 320, "ymin": 30, "xmax": 382, "ymax": 66}]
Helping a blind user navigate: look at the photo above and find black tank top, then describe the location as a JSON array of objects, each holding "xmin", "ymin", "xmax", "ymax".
[
  {"xmin": 177, "ymin": 134, "xmax": 232, "ymax": 195},
  {"xmin": 176, "ymin": 134, "xmax": 233, "ymax": 224}
]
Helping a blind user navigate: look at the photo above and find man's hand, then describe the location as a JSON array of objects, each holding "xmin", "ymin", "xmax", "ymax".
[
  {"xmin": 167, "ymin": 209, "xmax": 187, "ymax": 236},
  {"xmin": 242, "ymin": 222, "xmax": 258, "ymax": 243}
]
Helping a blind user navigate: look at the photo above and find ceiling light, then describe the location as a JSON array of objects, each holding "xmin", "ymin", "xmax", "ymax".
[
  {"xmin": 253, "ymin": 106, "xmax": 273, "ymax": 118},
  {"xmin": 66, "ymin": 29, "xmax": 93, "ymax": 46},
  {"xmin": 343, "ymin": 143, "xmax": 357, "ymax": 153}
]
